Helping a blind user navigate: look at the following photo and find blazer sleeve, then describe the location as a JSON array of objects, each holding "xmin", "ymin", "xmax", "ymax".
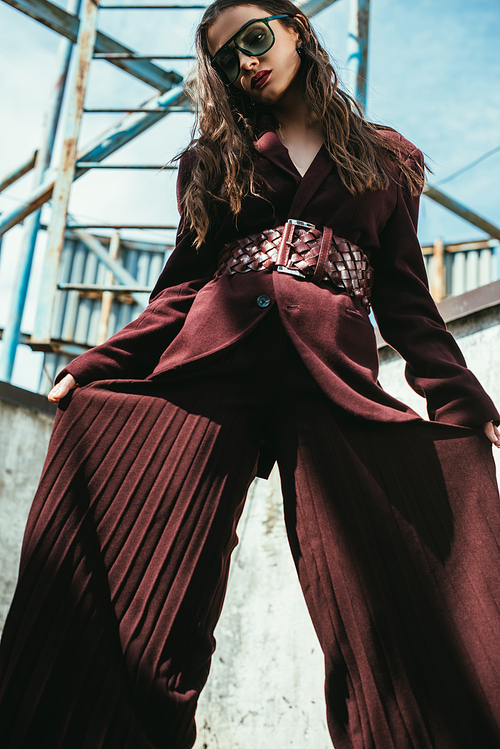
[
  {"xmin": 56, "ymin": 152, "xmax": 218, "ymax": 386},
  {"xmin": 370, "ymin": 148, "xmax": 500, "ymax": 427}
]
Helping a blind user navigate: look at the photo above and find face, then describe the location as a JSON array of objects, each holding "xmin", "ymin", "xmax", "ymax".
[{"xmin": 207, "ymin": 5, "xmax": 303, "ymax": 106}]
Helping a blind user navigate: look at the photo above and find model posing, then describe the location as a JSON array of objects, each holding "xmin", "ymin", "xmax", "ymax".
[{"xmin": 1, "ymin": 1, "xmax": 500, "ymax": 747}]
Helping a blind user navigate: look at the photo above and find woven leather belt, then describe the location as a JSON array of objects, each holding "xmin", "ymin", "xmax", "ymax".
[{"xmin": 215, "ymin": 219, "xmax": 373, "ymax": 312}]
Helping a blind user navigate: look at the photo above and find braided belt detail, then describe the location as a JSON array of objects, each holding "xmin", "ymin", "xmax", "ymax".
[{"xmin": 215, "ymin": 220, "xmax": 374, "ymax": 312}]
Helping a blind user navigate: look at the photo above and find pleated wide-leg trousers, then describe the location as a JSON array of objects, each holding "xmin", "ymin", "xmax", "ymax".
[{"xmin": 1, "ymin": 307, "xmax": 500, "ymax": 749}]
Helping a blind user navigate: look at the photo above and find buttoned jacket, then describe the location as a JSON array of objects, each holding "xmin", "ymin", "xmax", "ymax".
[{"xmin": 61, "ymin": 119, "xmax": 500, "ymax": 476}]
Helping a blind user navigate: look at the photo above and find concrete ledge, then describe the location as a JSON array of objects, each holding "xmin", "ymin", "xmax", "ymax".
[
  {"xmin": 0, "ymin": 381, "xmax": 57, "ymax": 417},
  {"xmin": 376, "ymin": 279, "xmax": 500, "ymax": 350}
]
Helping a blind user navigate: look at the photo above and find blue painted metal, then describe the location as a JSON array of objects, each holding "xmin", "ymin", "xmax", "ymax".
[
  {"xmin": 74, "ymin": 163, "xmax": 178, "ymax": 168},
  {"xmin": 3, "ymin": 0, "xmax": 182, "ymax": 91},
  {"xmin": 71, "ymin": 230, "xmax": 152, "ymax": 306},
  {"xmin": 346, "ymin": 0, "xmax": 370, "ymax": 112},
  {"xmin": 0, "ymin": 85, "xmax": 187, "ymax": 238},
  {"xmin": 0, "ymin": 0, "xmax": 82, "ymax": 383},
  {"xmin": 33, "ymin": 0, "xmax": 100, "ymax": 344},
  {"xmin": 99, "ymin": 4, "xmax": 206, "ymax": 8},
  {"xmin": 296, "ymin": 0, "xmax": 340, "ymax": 17},
  {"xmin": 66, "ymin": 223, "xmax": 178, "ymax": 229}
]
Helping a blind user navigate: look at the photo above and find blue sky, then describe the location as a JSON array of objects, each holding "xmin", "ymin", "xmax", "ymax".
[{"xmin": 0, "ymin": 0, "xmax": 499, "ymax": 388}]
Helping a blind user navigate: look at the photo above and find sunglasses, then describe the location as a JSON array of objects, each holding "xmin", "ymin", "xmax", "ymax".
[{"xmin": 211, "ymin": 15, "xmax": 292, "ymax": 86}]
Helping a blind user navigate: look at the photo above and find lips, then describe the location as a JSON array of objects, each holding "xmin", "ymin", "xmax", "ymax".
[{"xmin": 251, "ymin": 70, "xmax": 271, "ymax": 89}]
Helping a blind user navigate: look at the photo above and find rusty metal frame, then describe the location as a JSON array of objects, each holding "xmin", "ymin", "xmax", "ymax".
[
  {"xmin": 345, "ymin": 0, "xmax": 370, "ymax": 111},
  {"xmin": 2, "ymin": 0, "xmax": 182, "ymax": 91},
  {"xmin": 33, "ymin": 0, "xmax": 101, "ymax": 343},
  {"xmin": 0, "ymin": 85, "xmax": 187, "ymax": 237}
]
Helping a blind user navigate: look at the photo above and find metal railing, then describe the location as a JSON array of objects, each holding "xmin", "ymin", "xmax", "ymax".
[
  {"xmin": 36, "ymin": 230, "xmax": 173, "ymax": 392},
  {"xmin": 422, "ymin": 238, "xmax": 500, "ymax": 302}
]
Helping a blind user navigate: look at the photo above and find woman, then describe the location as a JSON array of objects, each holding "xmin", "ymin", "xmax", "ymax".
[{"xmin": 1, "ymin": 1, "xmax": 500, "ymax": 747}]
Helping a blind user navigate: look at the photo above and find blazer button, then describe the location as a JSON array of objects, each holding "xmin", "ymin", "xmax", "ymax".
[{"xmin": 256, "ymin": 295, "xmax": 271, "ymax": 308}]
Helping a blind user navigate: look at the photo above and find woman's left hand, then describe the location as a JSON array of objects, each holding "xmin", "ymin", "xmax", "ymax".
[{"xmin": 483, "ymin": 421, "xmax": 500, "ymax": 448}]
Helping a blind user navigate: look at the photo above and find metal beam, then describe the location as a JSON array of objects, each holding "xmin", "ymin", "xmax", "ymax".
[
  {"xmin": 75, "ymin": 162, "xmax": 177, "ymax": 168},
  {"xmin": 423, "ymin": 184, "xmax": 500, "ymax": 242},
  {"xmin": 0, "ymin": 0, "xmax": 82, "ymax": 383},
  {"xmin": 346, "ymin": 0, "xmax": 370, "ymax": 111},
  {"xmin": 33, "ymin": 0, "xmax": 100, "ymax": 344},
  {"xmin": 2, "ymin": 0, "xmax": 182, "ymax": 91},
  {"xmin": 58, "ymin": 283, "xmax": 151, "ymax": 292},
  {"xmin": 71, "ymin": 229, "xmax": 150, "ymax": 306},
  {"xmin": 67, "ymin": 223, "xmax": 178, "ymax": 229},
  {"xmin": 296, "ymin": 0, "xmax": 340, "ymax": 17},
  {"xmin": 0, "ymin": 85, "xmax": 187, "ymax": 237},
  {"xmin": 0, "ymin": 151, "xmax": 37, "ymax": 192}
]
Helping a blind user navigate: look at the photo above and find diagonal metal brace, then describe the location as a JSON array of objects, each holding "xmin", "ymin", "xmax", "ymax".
[
  {"xmin": 2, "ymin": 0, "xmax": 182, "ymax": 92},
  {"xmin": 0, "ymin": 85, "xmax": 187, "ymax": 237}
]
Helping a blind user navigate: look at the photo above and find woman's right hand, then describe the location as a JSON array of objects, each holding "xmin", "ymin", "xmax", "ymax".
[{"xmin": 47, "ymin": 374, "xmax": 78, "ymax": 403}]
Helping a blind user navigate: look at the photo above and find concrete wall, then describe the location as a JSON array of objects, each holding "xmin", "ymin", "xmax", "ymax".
[
  {"xmin": 1, "ymin": 303, "xmax": 500, "ymax": 748},
  {"xmin": 377, "ymin": 305, "xmax": 500, "ymax": 477},
  {"xmin": 0, "ymin": 387, "xmax": 55, "ymax": 630}
]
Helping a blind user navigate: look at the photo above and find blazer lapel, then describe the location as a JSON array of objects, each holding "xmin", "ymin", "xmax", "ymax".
[
  {"xmin": 254, "ymin": 115, "xmax": 335, "ymax": 220},
  {"xmin": 287, "ymin": 144, "xmax": 334, "ymax": 219},
  {"xmin": 254, "ymin": 119, "xmax": 300, "ymax": 184}
]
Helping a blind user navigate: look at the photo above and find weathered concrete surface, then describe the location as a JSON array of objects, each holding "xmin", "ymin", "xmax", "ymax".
[
  {"xmin": 378, "ymin": 305, "xmax": 500, "ymax": 477},
  {"xmin": 193, "ymin": 469, "xmax": 330, "ymax": 749},
  {"xmin": 0, "ymin": 396, "xmax": 53, "ymax": 630},
  {"xmin": 0, "ymin": 303, "xmax": 499, "ymax": 748}
]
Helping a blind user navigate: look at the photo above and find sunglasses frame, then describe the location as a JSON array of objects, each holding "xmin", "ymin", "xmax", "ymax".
[{"xmin": 211, "ymin": 14, "xmax": 293, "ymax": 86}]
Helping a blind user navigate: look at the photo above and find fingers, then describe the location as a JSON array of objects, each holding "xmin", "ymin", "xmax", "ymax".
[
  {"xmin": 47, "ymin": 374, "xmax": 78, "ymax": 403},
  {"xmin": 483, "ymin": 420, "xmax": 500, "ymax": 448}
]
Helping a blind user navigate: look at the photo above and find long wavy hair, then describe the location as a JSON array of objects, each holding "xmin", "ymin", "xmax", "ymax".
[{"xmin": 179, "ymin": 0, "xmax": 425, "ymax": 248}]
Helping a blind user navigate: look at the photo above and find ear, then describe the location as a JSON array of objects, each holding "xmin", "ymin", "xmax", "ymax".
[{"xmin": 293, "ymin": 13, "xmax": 311, "ymax": 44}]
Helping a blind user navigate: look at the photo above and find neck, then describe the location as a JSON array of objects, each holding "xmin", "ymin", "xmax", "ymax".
[{"xmin": 270, "ymin": 81, "xmax": 319, "ymax": 136}]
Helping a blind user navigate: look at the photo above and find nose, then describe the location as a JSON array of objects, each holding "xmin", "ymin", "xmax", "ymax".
[{"xmin": 237, "ymin": 50, "xmax": 259, "ymax": 71}]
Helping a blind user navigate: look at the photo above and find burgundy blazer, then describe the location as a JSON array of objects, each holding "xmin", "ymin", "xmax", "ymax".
[{"xmin": 60, "ymin": 119, "xmax": 500, "ymax": 476}]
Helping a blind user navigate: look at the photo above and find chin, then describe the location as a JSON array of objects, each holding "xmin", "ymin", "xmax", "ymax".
[{"xmin": 250, "ymin": 87, "xmax": 281, "ymax": 106}]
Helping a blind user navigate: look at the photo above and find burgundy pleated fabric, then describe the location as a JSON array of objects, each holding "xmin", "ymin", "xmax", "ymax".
[{"xmin": 1, "ymin": 307, "xmax": 500, "ymax": 749}]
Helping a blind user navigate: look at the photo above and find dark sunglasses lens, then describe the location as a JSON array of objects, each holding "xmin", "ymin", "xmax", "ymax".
[
  {"xmin": 215, "ymin": 48, "xmax": 239, "ymax": 84},
  {"xmin": 237, "ymin": 21, "xmax": 274, "ymax": 55}
]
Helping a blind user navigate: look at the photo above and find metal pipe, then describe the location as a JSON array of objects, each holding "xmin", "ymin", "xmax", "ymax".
[
  {"xmin": 423, "ymin": 184, "xmax": 500, "ymax": 242},
  {"xmin": 430, "ymin": 237, "xmax": 446, "ymax": 302},
  {"xmin": 33, "ymin": 0, "xmax": 100, "ymax": 344},
  {"xmin": 99, "ymin": 4, "xmax": 206, "ymax": 7},
  {"xmin": 71, "ymin": 229, "xmax": 150, "ymax": 306},
  {"xmin": 0, "ymin": 86, "xmax": 187, "ymax": 237},
  {"xmin": 74, "ymin": 163, "xmax": 178, "ymax": 168},
  {"xmin": 93, "ymin": 53, "xmax": 195, "ymax": 59},
  {"xmin": 97, "ymin": 231, "xmax": 120, "ymax": 343},
  {"xmin": 4, "ymin": 0, "xmax": 182, "ymax": 92},
  {"xmin": 345, "ymin": 0, "xmax": 370, "ymax": 112},
  {"xmin": 0, "ymin": 0, "xmax": 82, "ymax": 383},
  {"xmin": 66, "ymin": 224, "xmax": 178, "ymax": 229},
  {"xmin": 295, "ymin": 0, "xmax": 340, "ymax": 16},
  {"xmin": 84, "ymin": 107, "xmax": 191, "ymax": 111},
  {"xmin": 0, "ymin": 151, "xmax": 37, "ymax": 193},
  {"xmin": 59, "ymin": 283, "xmax": 151, "ymax": 292}
]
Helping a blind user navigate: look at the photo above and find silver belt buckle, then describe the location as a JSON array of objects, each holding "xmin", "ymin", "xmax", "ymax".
[
  {"xmin": 276, "ymin": 219, "xmax": 315, "ymax": 279},
  {"xmin": 276, "ymin": 265, "xmax": 307, "ymax": 279},
  {"xmin": 286, "ymin": 218, "xmax": 316, "ymax": 230}
]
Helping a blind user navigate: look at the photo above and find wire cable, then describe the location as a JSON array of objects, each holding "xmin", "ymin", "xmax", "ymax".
[{"xmin": 437, "ymin": 144, "xmax": 500, "ymax": 185}]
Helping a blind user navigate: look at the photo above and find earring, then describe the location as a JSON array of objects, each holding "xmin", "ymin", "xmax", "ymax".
[{"xmin": 296, "ymin": 43, "xmax": 304, "ymax": 57}]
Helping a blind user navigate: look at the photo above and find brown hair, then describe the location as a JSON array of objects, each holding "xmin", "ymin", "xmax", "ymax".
[{"xmin": 179, "ymin": 0, "xmax": 425, "ymax": 247}]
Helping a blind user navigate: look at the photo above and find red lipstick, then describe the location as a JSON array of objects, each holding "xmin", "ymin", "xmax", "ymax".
[{"xmin": 251, "ymin": 70, "xmax": 271, "ymax": 89}]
